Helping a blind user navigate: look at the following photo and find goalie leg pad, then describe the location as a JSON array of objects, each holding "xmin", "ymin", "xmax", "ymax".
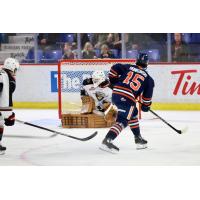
[{"xmin": 81, "ymin": 96, "xmax": 95, "ymax": 114}]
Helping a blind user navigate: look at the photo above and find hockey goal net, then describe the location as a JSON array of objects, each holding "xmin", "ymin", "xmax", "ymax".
[{"xmin": 57, "ymin": 59, "xmax": 144, "ymax": 119}]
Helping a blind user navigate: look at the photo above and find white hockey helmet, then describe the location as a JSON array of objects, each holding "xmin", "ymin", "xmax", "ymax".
[
  {"xmin": 3, "ymin": 58, "xmax": 20, "ymax": 74},
  {"xmin": 92, "ymin": 70, "xmax": 106, "ymax": 87}
]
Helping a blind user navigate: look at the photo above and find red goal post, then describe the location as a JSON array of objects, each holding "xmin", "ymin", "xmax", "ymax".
[{"xmin": 57, "ymin": 59, "xmax": 142, "ymax": 119}]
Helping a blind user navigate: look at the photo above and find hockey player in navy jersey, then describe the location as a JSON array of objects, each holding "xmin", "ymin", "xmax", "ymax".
[{"xmin": 100, "ymin": 53, "xmax": 155, "ymax": 153}]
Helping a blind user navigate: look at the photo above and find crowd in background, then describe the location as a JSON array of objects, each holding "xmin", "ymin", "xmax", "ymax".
[
  {"xmin": 0, "ymin": 33, "xmax": 199, "ymax": 63},
  {"xmin": 36, "ymin": 33, "xmax": 122, "ymax": 60}
]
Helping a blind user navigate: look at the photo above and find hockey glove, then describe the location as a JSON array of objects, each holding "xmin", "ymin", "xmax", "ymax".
[
  {"xmin": 104, "ymin": 104, "xmax": 118, "ymax": 123},
  {"xmin": 5, "ymin": 112, "xmax": 15, "ymax": 126},
  {"xmin": 141, "ymin": 104, "xmax": 150, "ymax": 112}
]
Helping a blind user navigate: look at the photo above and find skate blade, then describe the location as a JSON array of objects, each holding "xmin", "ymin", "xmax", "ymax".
[
  {"xmin": 136, "ymin": 144, "xmax": 147, "ymax": 150},
  {"xmin": 0, "ymin": 151, "xmax": 5, "ymax": 155},
  {"xmin": 99, "ymin": 144, "xmax": 119, "ymax": 154}
]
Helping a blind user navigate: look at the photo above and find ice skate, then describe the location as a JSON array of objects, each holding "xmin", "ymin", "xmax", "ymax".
[
  {"xmin": 0, "ymin": 143, "xmax": 6, "ymax": 155},
  {"xmin": 99, "ymin": 138, "xmax": 119, "ymax": 154},
  {"xmin": 135, "ymin": 135, "xmax": 147, "ymax": 150}
]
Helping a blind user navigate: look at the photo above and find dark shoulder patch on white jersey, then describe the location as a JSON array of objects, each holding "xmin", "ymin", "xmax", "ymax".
[{"xmin": 83, "ymin": 78, "xmax": 93, "ymax": 86}]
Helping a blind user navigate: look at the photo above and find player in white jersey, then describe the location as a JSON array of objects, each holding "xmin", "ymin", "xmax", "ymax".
[
  {"xmin": 0, "ymin": 58, "xmax": 20, "ymax": 155},
  {"xmin": 80, "ymin": 70, "xmax": 116, "ymax": 122}
]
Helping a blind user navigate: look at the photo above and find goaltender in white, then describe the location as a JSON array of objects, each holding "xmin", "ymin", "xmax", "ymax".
[
  {"xmin": 0, "ymin": 58, "xmax": 20, "ymax": 155},
  {"xmin": 80, "ymin": 70, "xmax": 117, "ymax": 122}
]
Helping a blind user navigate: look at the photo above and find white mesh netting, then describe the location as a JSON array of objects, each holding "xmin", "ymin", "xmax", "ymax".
[{"xmin": 58, "ymin": 59, "xmax": 135, "ymax": 116}]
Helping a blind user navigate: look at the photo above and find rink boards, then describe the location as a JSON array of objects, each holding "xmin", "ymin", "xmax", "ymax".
[{"xmin": 9, "ymin": 62, "xmax": 200, "ymax": 110}]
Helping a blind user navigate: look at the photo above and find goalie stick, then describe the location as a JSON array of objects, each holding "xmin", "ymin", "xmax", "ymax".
[
  {"xmin": 138, "ymin": 102, "xmax": 187, "ymax": 134},
  {"xmin": 16, "ymin": 119, "xmax": 98, "ymax": 141}
]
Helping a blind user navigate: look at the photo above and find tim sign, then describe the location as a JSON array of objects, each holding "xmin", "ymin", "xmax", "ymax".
[{"xmin": 171, "ymin": 69, "xmax": 200, "ymax": 95}]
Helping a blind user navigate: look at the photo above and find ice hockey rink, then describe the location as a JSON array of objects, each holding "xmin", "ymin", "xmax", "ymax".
[{"xmin": 0, "ymin": 109, "xmax": 199, "ymax": 166}]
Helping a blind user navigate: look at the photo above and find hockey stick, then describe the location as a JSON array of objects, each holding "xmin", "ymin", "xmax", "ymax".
[
  {"xmin": 138, "ymin": 102, "xmax": 187, "ymax": 134},
  {"xmin": 4, "ymin": 134, "xmax": 57, "ymax": 139},
  {"xmin": 16, "ymin": 119, "xmax": 98, "ymax": 141},
  {"xmin": 148, "ymin": 109, "xmax": 187, "ymax": 134}
]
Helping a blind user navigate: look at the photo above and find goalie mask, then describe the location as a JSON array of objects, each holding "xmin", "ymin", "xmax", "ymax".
[
  {"xmin": 92, "ymin": 70, "xmax": 106, "ymax": 88},
  {"xmin": 3, "ymin": 57, "xmax": 20, "ymax": 75}
]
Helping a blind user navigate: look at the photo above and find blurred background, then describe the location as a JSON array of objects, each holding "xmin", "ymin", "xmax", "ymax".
[{"xmin": 0, "ymin": 33, "xmax": 198, "ymax": 64}]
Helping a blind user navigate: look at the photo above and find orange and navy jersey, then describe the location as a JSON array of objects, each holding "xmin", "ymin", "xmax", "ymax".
[{"xmin": 109, "ymin": 63, "xmax": 154, "ymax": 105}]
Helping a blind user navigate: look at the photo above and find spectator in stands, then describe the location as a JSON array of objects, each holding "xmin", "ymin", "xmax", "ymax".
[
  {"xmin": 105, "ymin": 33, "xmax": 115, "ymax": 49},
  {"xmin": 72, "ymin": 34, "xmax": 90, "ymax": 50},
  {"xmin": 82, "ymin": 42, "xmax": 97, "ymax": 59},
  {"xmin": 62, "ymin": 43, "xmax": 75, "ymax": 59},
  {"xmin": 81, "ymin": 34, "xmax": 90, "ymax": 49},
  {"xmin": 93, "ymin": 34, "xmax": 108, "ymax": 49},
  {"xmin": 38, "ymin": 33, "xmax": 60, "ymax": 50},
  {"xmin": 172, "ymin": 33, "xmax": 189, "ymax": 62},
  {"xmin": 100, "ymin": 44, "xmax": 114, "ymax": 59},
  {"xmin": 105, "ymin": 33, "xmax": 122, "ymax": 50},
  {"xmin": 112, "ymin": 33, "xmax": 122, "ymax": 50}
]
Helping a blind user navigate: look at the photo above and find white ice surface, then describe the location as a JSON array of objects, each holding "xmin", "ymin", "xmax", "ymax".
[{"xmin": 0, "ymin": 109, "xmax": 199, "ymax": 166}]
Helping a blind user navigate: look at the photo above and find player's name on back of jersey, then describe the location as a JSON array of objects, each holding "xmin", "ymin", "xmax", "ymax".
[{"xmin": 129, "ymin": 67, "xmax": 147, "ymax": 77}]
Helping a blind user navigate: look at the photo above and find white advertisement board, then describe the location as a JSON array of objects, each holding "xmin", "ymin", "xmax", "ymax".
[
  {"xmin": 148, "ymin": 64, "xmax": 200, "ymax": 103},
  {"xmin": 13, "ymin": 63, "xmax": 200, "ymax": 104},
  {"xmin": 14, "ymin": 64, "xmax": 58, "ymax": 102}
]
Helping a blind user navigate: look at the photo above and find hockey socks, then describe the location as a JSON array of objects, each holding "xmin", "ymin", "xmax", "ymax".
[
  {"xmin": 105, "ymin": 122, "xmax": 124, "ymax": 140},
  {"xmin": 129, "ymin": 118, "xmax": 140, "ymax": 137}
]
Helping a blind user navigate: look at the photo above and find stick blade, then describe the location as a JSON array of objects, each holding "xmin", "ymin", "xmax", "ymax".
[
  {"xmin": 181, "ymin": 126, "xmax": 188, "ymax": 134},
  {"xmin": 177, "ymin": 126, "xmax": 188, "ymax": 134},
  {"xmin": 81, "ymin": 131, "xmax": 98, "ymax": 141}
]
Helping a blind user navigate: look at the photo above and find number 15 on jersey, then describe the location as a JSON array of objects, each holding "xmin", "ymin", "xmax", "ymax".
[{"xmin": 123, "ymin": 71, "xmax": 145, "ymax": 91}]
